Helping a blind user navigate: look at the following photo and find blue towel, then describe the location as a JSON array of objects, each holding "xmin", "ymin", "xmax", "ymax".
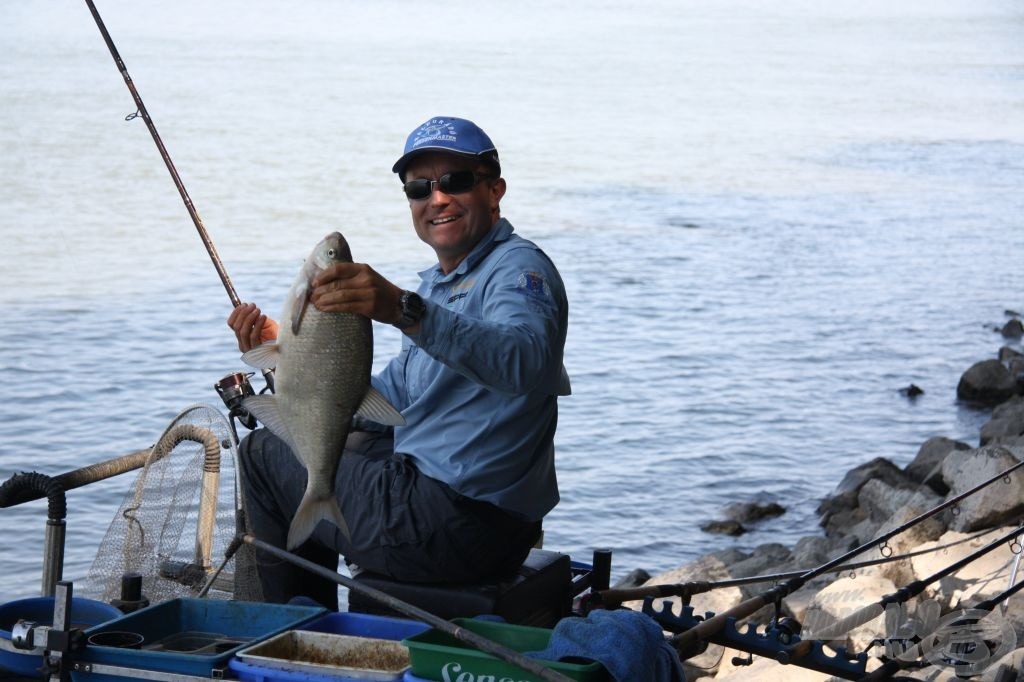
[{"xmin": 527, "ymin": 609, "xmax": 686, "ymax": 682}]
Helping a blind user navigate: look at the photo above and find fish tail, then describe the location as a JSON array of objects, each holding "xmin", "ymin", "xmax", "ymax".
[{"xmin": 286, "ymin": 493, "xmax": 351, "ymax": 550}]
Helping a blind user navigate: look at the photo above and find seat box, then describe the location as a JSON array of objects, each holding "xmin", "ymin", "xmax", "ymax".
[{"xmin": 348, "ymin": 549, "xmax": 571, "ymax": 627}]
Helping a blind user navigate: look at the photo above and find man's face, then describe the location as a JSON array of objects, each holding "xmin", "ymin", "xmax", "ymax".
[{"xmin": 403, "ymin": 152, "xmax": 506, "ymax": 274}]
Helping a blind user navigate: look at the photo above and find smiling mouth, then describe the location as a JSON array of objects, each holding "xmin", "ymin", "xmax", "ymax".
[{"xmin": 431, "ymin": 216, "xmax": 459, "ymax": 225}]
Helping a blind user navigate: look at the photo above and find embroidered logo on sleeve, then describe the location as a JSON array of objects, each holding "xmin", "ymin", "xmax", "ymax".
[{"xmin": 516, "ymin": 272, "xmax": 552, "ymax": 306}]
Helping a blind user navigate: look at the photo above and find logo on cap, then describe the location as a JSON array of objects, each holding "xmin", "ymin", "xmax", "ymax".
[{"xmin": 413, "ymin": 119, "xmax": 458, "ymax": 149}]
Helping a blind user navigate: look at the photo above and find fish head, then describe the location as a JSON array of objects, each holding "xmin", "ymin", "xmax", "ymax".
[{"xmin": 309, "ymin": 232, "xmax": 353, "ymax": 272}]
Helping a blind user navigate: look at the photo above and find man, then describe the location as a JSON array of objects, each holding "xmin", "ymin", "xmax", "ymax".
[{"xmin": 228, "ymin": 116, "xmax": 571, "ymax": 607}]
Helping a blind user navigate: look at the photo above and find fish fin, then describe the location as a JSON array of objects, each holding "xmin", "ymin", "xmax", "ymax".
[
  {"xmin": 241, "ymin": 395, "xmax": 298, "ymax": 452},
  {"xmin": 290, "ymin": 279, "xmax": 313, "ymax": 335},
  {"xmin": 287, "ymin": 493, "xmax": 350, "ymax": 550},
  {"xmin": 241, "ymin": 342, "xmax": 280, "ymax": 370},
  {"xmin": 355, "ymin": 386, "xmax": 406, "ymax": 426}
]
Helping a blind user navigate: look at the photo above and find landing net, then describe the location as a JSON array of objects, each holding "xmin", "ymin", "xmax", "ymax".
[{"xmin": 79, "ymin": 404, "xmax": 262, "ymax": 603}]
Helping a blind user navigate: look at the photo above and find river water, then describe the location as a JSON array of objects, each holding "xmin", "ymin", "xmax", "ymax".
[{"xmin": 0, "ymin": 0, "xmax": 1022, "ymax": 601}]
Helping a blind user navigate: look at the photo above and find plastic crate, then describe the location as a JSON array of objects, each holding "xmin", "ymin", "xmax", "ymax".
[
  {"xmin": 402, "ymin": 618, "xmax": 606, "ymax": 682},
  {"xmin": 71, "ymin": 598, "xmax": 325, "ymax": 681}
]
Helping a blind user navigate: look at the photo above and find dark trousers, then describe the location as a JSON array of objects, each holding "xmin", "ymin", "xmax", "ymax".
[{"xmin": 237, "ymin": 428, "xmax": 541, "ymax": 608}]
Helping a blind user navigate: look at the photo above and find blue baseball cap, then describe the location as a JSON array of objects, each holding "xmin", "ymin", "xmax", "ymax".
[{"xmin": 392, "ymin": 116, "xmax": 501, "ymax": 179}]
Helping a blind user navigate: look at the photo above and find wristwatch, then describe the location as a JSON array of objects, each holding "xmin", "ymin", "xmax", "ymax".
[{"xmin": 393, "ymin": 290, "xmax": 425, "ymax": 330}]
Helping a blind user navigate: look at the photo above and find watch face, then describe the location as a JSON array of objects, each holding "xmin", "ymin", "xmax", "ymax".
[{"xmin": 396, "ymin": 291, "xmax": 424, "ymax": 329}]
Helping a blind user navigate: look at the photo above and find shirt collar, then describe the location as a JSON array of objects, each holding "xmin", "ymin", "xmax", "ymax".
[{"xmin": 418, "ymin": 218, "xmax": 514, "ymax": 284}]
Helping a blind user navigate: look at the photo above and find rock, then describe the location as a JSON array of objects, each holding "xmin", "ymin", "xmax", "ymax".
[
  {"xmin": 980, "ymin": 400, "xmax": 1024, "ymax": 445},
  {"xmin": 721, "ymin": 500, "xmax": 786, "ymax": 524},
  {"xmin": 904, "ymin": 436, "xmax": 971, "ymax": 495},
  {"xmin": 868, "ymin": 500, "xmax": 947, "ymax": 586},
  {"xmin": 910, "ymin": 528, "xmax": 1018, "ymax": 606},
  {"xmin": 941, "ymin": 446, "xmax": 1024, "ymax": 531},
  {"xmin": 727, "ymin": 543, "xmax": 795, "ymax": 607},
  {"xmin": 818, "ymin": 457, "xmax": 916, "ymax": 521},
  {"xmin": 976, "ymin": 648, "xmax": 1024, "ymax": 681},
  {"xmin": 857, "ymin": 478, "xmax": 942, "ymax": 525},
  {"xmin": 999, "ymin": 345, "xmax": 1023, "ymax": 363},
  {"xmin": 803, "ymin": 575, "xmax": 896, "ymax": 652},
  {"xmin": 900, "ymin": 384, "xmax": 925, "ymax": 398},
  {"xmin": 789, "ymin": 535, "xmax": 834, "ymax": 570},
  {"xmin": 701, "ymin": 519, "xmax": 747, "ymax": 536},
  {"xmin": 957, "ymin": 359, "xmax": 1018, "ymax": 406},
  {"xmin": 612, "ymin": 568, "xmax": 651, "ymax": 589},
  {"xmin": 1002, "ymin": 318, "xmax": 1024, "ymax": 339}
]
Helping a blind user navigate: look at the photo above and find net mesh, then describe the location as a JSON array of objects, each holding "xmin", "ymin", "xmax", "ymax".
[{"xmin": 79, "ymin": 404, "xmax": 263, "ymax": 604}]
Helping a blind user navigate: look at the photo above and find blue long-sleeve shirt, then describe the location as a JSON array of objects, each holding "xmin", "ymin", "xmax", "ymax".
[{"xmin": 372, "ymin": 218, "xmax": 570, "ymax": 521}]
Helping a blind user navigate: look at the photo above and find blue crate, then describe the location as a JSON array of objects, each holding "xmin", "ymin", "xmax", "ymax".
[{"xmin": 71, "ymin": 598, "xmax": 325, "ymax": 681}]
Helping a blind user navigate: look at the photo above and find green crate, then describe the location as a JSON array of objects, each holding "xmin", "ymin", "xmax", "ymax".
[{"xmin": 401, "ymin": 618, "xmax": 607, "ymax": 682}]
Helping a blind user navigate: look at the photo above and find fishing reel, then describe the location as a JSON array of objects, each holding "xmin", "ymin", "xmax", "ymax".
[{"xmin": 214, "ymin": 371, "xmax": 264, "ymax": 433}]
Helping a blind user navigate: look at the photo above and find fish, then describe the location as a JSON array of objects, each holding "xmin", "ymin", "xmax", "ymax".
[{"xmin": 240, "ymin": 232, "xmax": 405, "ymax": 550}]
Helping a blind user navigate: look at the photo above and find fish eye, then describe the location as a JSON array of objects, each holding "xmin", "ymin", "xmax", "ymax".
[{"xmin": 327, "ymin": 248, "xmax": 336, "ymax": 258}]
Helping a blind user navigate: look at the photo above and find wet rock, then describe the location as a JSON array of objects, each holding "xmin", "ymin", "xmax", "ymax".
[
  {"xmin": 999, "ymin": 345, "xmax": 1023, "ymax": 363},
  {"xmin": 612, "ymin": 568, "xmax": 651, "ymax": 589},
  {"xmin": 957, "ymin": 359, "xmax": 1018, "ymax": 406},
  {"xmin": 1002, "ymin": 318, "xmax": 1024, "ymax": 339},
  {"xmin": 899, "ymin": 383, "xmax": 925, "ymax": 398},
  {"xmin": 941, "ymin": 446, "xmax": 1024, "ymax": 532},
  {"xmin": 904, "ymin": 436, "xmax": 971, "ymax": 495},
  {"xmin": 701, "ymin": 519, "xmax": 747, "ymax": 536},
  {"xmin": 721, "ymin": 500, "xmax": 786, "ymax": 524}
]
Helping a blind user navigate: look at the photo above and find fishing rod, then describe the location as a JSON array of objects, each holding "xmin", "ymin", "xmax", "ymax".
[
  {"xmin": 83, "ymin": 0, "xmax": 275, "ymax": 392},
  {"xmin": 670, "ymin": 453, "xmax": 1024, "ymax": 657},
  {"xmin": 596, "ymin": 527, "xmax": 997, "ymax": 608},
  {"xmin": 83, "ymin": 0, "xmax": 238, "ymax": 307},
  {"xmin": 239, "ymin": 534, "xmax": 576, "ymax": 682}
]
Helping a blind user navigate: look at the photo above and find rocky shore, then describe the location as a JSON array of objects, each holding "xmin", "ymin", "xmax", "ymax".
[{"xmin": 628, "ymin": 312, "xmax": 1024, "ymax": 681}]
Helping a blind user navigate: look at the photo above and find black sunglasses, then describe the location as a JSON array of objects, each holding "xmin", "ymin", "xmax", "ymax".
[{"xmin": 402, "ymin": 170, "xmax": 494, "ymax": 201}]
